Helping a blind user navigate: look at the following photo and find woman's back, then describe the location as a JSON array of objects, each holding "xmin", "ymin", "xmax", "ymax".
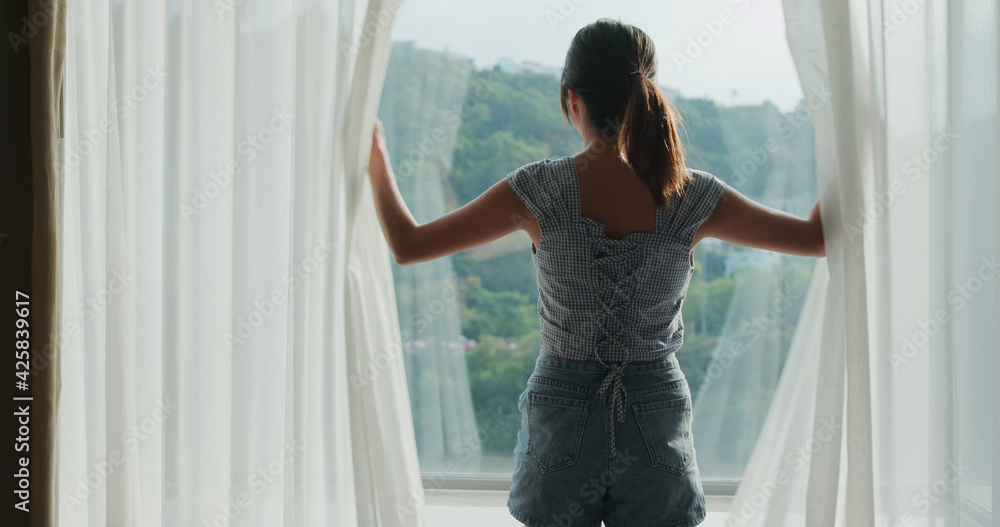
[
  {"xmin": 576, "ymin": 154, "xmax": 656, "ymax": 240},
  {"xmin": 504, "ymin": 155, "xmax": 726, "ymax": 368},
  {"xmin": 517, "ymin": 154, "xmax": 663, "ymax": 249}
]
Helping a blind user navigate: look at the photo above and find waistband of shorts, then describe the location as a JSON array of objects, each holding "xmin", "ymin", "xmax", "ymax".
[{"xmin": 536, "ymin": 347, "xmax": 679, "ymax": 373}]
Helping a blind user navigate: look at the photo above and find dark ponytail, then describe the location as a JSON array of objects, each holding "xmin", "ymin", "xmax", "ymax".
[{"xmin": 560, "ymin": 19, "xmax": 690, "ymax": 210}]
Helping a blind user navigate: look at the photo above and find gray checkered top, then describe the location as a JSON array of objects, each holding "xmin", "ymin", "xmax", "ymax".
[{"xmin": 505, "ymin": 155, "xmax": 727, "ymax": 438}]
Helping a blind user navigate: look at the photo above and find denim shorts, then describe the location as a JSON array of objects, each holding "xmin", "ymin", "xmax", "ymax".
[{"xmin": 507, "ymin": 349, "xmax": 706, "ymax": 527}]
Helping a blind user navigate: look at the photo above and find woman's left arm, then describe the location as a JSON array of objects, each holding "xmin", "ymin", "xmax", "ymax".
[
  {"xmin": 694, "ymin": 186, "xmax": 825, "ymax": 257},
  {"xmin": 367, "ymin": 120, "xmax": 532, "ymax": 266}
]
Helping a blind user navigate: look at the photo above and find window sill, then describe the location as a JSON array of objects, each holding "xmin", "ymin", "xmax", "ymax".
[
  {"xmin": 423, "ymin": 476, "xmax": 738, "ymax": 522},
  {"xmin": 424, "ymin": 491, "xmax": 732, "ymax": 527}
]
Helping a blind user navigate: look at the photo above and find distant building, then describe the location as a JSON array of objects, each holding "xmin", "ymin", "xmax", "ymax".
[{"xmin": 496, "ymin": 57, "xmax": 563, "ymax": 77}]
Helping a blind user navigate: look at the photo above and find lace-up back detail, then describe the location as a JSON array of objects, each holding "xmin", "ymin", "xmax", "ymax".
[{"xmin": 505, "ymin": 156, "xmax": 726, "ymax": 457}]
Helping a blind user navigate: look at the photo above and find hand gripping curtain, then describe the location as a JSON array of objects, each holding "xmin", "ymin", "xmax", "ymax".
[
  {"xmin": 56, "ymin": 0, "xmax": 424, "ymax": 526},
  {"xmin": 725, "ymin": 1, "xmax": 999, "ymax": 526}
]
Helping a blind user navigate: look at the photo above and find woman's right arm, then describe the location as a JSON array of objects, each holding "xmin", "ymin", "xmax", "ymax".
[{"xmin": 694, "ymin": 186, "xmax": 825, "ymax": 257}]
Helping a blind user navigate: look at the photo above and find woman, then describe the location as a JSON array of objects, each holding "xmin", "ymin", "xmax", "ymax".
[{"xmin": 368, "ymin": 18, "xmax": 824, "ymax": 527}]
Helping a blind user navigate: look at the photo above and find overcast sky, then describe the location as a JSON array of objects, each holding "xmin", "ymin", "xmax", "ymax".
[{"xmin": 392, "ymin": 0, "xmax": 804, "ymax": 111}]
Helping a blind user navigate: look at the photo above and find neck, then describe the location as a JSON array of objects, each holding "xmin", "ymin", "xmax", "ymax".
[{"xmin": 578, "ymin": 132, "xmax": 625, "ymax": 164}]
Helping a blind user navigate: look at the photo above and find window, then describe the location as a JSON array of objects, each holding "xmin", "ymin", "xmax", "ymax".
[{"xmin": 378, "ymin": 0, "xmax": 817, "ymax": 486}]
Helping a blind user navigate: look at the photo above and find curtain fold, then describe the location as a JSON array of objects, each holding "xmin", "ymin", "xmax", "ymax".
[
  {"xmin": 727, "ymin": 1, "xmax": 998, "ymax": 526},
  {"xmin": 57, "ymin": 0, "xmax": 422, "ymax": 525},
  {"xmin": 28, "ymin": 0, "xmax": 67, "ymax": 525},
  {"xmin": 343, "ymin": 1, "xmax": 426, "ymax": 525}
]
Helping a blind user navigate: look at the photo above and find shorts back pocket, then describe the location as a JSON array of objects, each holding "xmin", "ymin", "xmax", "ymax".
[
  {"xmin": 632, "ymin": 396, "xmax": 694, "ymax": 476},
  {"xmin": 525, "ymin": 391, "xmax": 590, "ymax": 474}
]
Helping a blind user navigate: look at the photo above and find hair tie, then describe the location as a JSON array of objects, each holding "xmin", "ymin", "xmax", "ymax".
[{"xmin": 627, "ymin": 71, "xmax": 643, "ymax": 85}]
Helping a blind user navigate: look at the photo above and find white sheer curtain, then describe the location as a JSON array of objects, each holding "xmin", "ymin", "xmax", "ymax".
[
  {"xmin": 56, "ymin": 1, "xmax": 424, "ymax": 526},
  {"xmin": 728, "ymin": 0, "xmax": 998, "ymax": 526},
  {"xmin": 376, "ymin": 47, "xmax": 483, "ymax": 473}
]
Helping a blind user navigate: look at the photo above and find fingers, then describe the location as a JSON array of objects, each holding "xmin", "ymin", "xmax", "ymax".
[{"xmin": 372, "ymin": 118, "xmax": 386, "ymax": 146}]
